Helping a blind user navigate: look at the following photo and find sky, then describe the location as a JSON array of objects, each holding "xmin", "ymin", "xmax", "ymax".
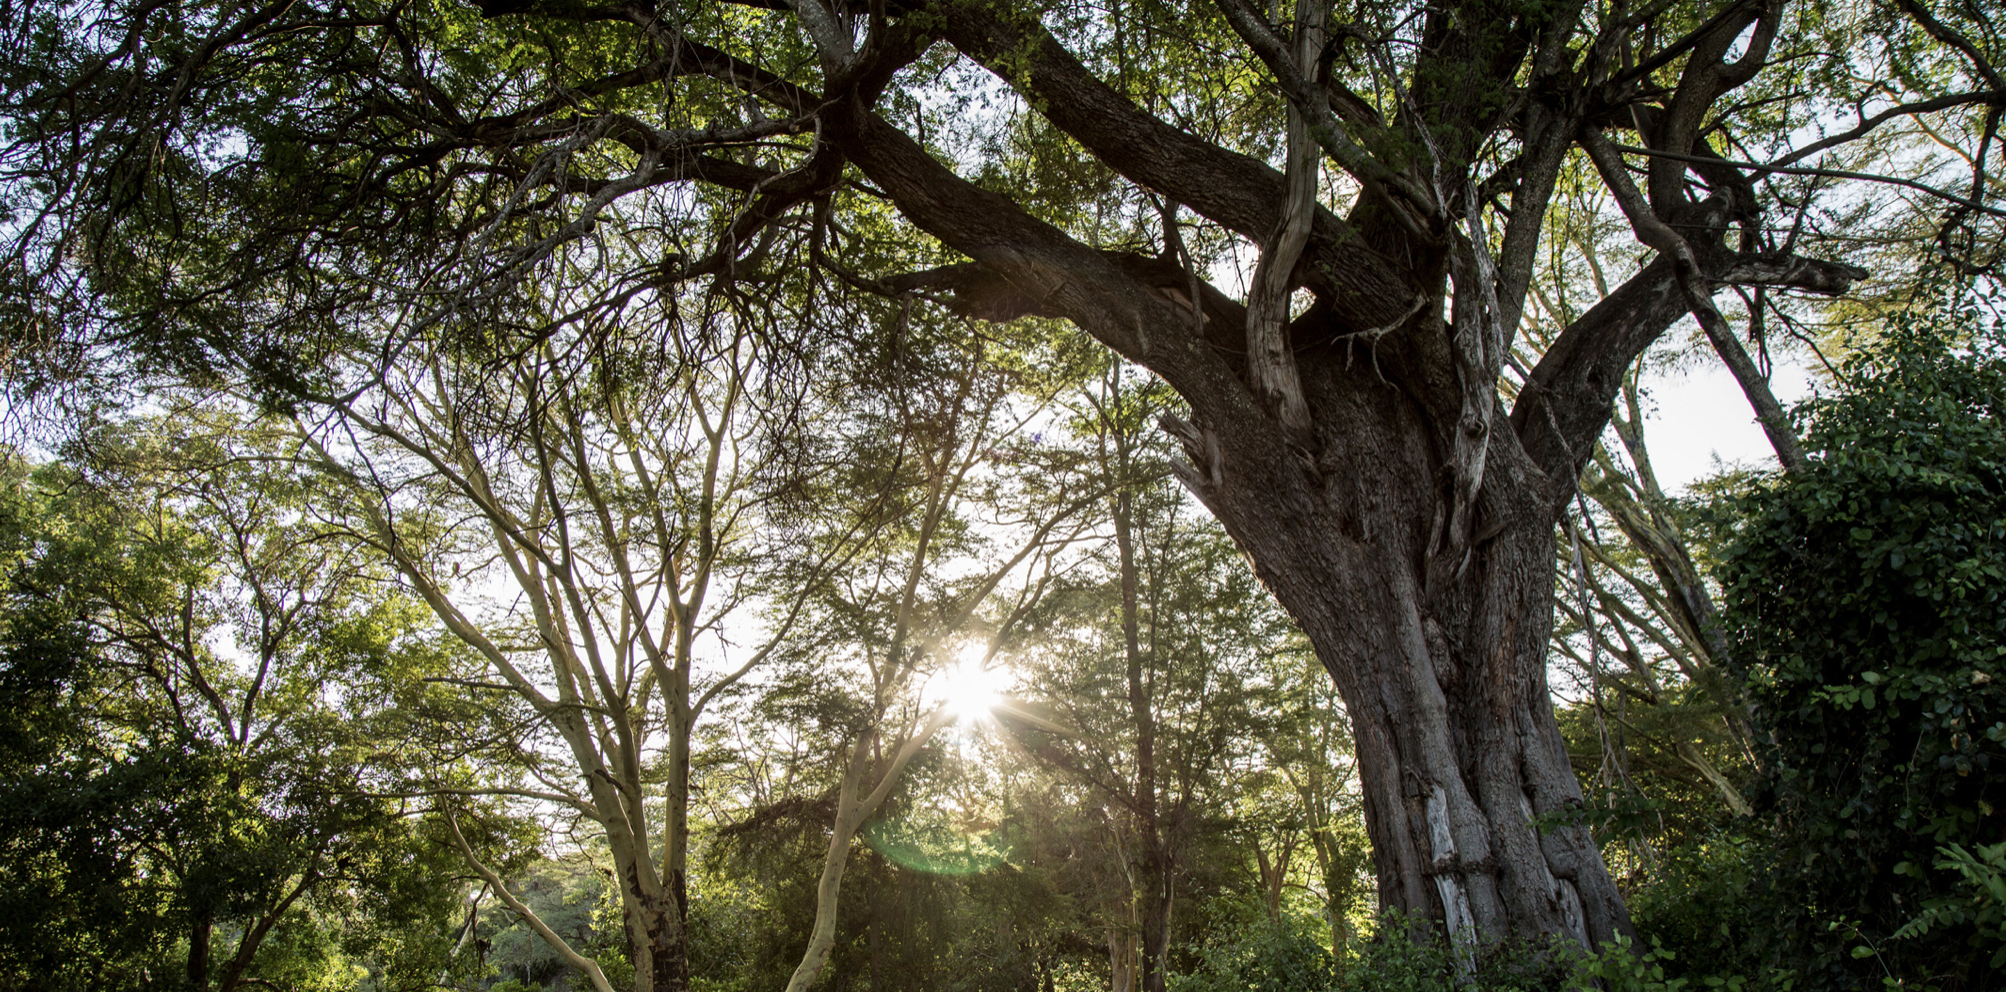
[{"xmin": 1636, "ymin": 352, "xmax": 1817, "ymax": 494}]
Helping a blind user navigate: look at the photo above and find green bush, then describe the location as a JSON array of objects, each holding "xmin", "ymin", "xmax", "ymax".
[
  {"xmin": 1173, "ymin": 908, "xmax": 1336, "ymax": 992},
  {"xmin": 1708, "ymin": 293, "xmax": 2006, "ymax": 988},
  {"xmin": 1890, "ymin": 842, "xmax": 2006, "ymax": 972},
  {"xmin": 1625, "ymin": 831, "xmax": 1808, "ymax": 987}
]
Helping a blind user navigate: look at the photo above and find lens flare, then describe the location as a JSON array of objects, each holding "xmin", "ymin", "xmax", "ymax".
[
  {"xmin": 937, "ymin": 647, "xmax": 1009, "ymax": 721},
  {"xmin": 863, "ymin": 818, "xmax": 1006, "ymax": 875}
]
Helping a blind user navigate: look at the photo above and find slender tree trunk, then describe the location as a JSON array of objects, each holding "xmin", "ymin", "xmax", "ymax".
[
  {"xmin": 788, "ymin": 769, "xmax": 868, "ymax": 992},
  {"xmin": 188, "ymin": 913, "xmax": 212, "ymax": 992},
  {"xmin": 1107, "ymin": 927, "xmax": 1138, "ymax": 992},
  {"xmin": 1308, "ymin": 832, "xmax": 1348, "ymax": 963},
  {"xmin": 1256, "ymin": 842, "xmax": 1292, "ymax": 920},
  {"xmin": 1133, "ymin": 782, "xmax": 1171, "ymax": 991},
  {"xmin": 1109, "ymin": 429, "xmax": 1177, "ymax": 992},
  {"xmin": 601, "ymin": 767, "xmax": 683, "ymax": 992},
  {"xmin": 633, "ymin": 701, "xmax": 693, "ymax": 992},
  {"xmin": 786, "ymin": 707, "xmax": 954, "ymax": 992}
]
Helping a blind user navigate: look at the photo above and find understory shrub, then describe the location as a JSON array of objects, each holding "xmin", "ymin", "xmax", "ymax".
[
  {"xmin": 1706, "ymin": 292, "xmax": 2006, "ymax": 989},
  {"xmin": 1175, "ymin": 909, "xmax": 1773, "ymax": 992}
]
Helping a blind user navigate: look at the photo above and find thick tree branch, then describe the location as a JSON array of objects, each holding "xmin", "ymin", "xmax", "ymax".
[
  {"xmin": 1242, "ymin": 0, "xmax": 1325, "ymax": 451},
  {"xmin": 786, "ymin": 0, "xmax": 857, "ymax": 77},
  {"xmin": 1510, "ymin": 242, "xmax": 1863, "ymax": 496},
  {"xmin": 1613, "ymin": 142, "xmax": 2006, "ymax": 219},
  {"xmin": 1513, "ymin": 259, "xmax": 1687, "ymax": 492},
  {"xmin": 827, "ymin": 96, "xmax": 1262, "ymax": 431},
  {"xmin": 1714, "ymin": 253, "xmax": 1869, "ymax": 294},
  {"xmin": 934, "ymin": 3, "xmax": 1420, "ymax": 332},
  {"xmin": 1641, "ymin": 0, "xmax": 1777, "ymax": 214},
  {"xmin": 886, "ymin": 255, "xmax": 1250, "ymax": 356},
  {"xmin": 1583, "ymin": 130, "xmax": 1813, "ymax": 471},
  {"xmin": 1697, "ymin": 315, "xmax": 1806, "ymax": 472},
  {"xmin": 1493, "ymin": 115, "xmax": 1579, "ymax": 345}
]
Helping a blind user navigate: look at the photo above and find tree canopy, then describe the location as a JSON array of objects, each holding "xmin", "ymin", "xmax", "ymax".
[{"xmin": 4, "ymin": 0, "xmax": 2006, "ymax": 983}]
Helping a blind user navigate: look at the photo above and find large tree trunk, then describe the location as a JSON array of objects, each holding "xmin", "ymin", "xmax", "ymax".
[
  {"xmin": 632, "ymin": 890, "xmax": 688, "ymax": 992},
  {"xmin": 1172, "ymin": 342, "xmax": 1628, "ymax": 952},
  {"xmin": 816, "ymin": 3, "xmax": 1866, "ymax": 953}
]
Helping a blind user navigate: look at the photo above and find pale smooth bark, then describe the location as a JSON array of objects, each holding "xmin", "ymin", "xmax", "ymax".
[
  {"xmin": 446, "ymin": 809, "xmax": 618, "ymax": 992},
  {"xmin": 780, "ymin": 371, "xmax": 1094, "ymax": 992},
  {"xmin": 784, "ymin": 705, "xmax": 955, "ymax": 992},
  {"xmin": 292, "ymin": 318, "xmax": 860, "ymax": 992}
]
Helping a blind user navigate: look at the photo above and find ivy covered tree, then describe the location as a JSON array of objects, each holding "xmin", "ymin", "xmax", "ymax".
[{"xmin": 1708, "ymin": 291, "xmax": 2006, "ymax": 988}]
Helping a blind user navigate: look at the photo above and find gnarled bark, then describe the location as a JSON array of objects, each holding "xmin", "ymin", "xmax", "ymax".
[
  {"xmin": 1166, "ymin": 345, "xmax": 1629, "ymax": 950},
  {"xmin": 820, "ymin": 7, "xmax": 1878, "ymax": 955}
]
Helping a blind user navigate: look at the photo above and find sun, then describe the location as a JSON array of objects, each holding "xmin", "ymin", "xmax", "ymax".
[{"xmin": 935, "ymin": 643, "xmax": 1011, "ymax": 721}]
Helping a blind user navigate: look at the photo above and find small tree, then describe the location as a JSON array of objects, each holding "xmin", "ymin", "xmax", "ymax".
[{"xmin": 0, "ymin": 441, "xmax": 474, "ymax": 992}]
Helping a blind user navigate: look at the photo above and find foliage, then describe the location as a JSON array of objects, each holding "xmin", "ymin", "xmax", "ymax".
[
  {"xmin": 1173, "ymin": 904, "xmax": 1336, "ymax": 992},
  {"xmin": 1700, "ymin": 289, "xmax": 2006, "ymax": 989},
  {"xmin": 5, "ymin": 0, "xmax": 2001, "ymax": 963},
  {"xmin": 0, "ymin": 449, "xmax": 477, "ymax": 992},
  {"xmin": 4, "ymin": 0, "xmax": 2003, "ymax": 968},
  {"xmin": 1890, "ymin": 843, "xmax": 2006, "ymax": 972},
  {"xmin": 1563, "ymin": 934, "xmax": 1794, "ymax": 992},
  {"xmin": 1622, "ymin": 830, "xmax": 1801, "ymax": 987}
]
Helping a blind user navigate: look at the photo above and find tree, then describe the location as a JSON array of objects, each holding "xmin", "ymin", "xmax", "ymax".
[
  {"xmin": 768, "ymin": 323, "xmax": 1096, "ymax": 992},
  {"xmin": 9, "ymin": 0, "xmax": 2001, "ymax": 953},
  {"xmin": 1006, "ymin": 358, "xmax": 1306, "ymax": 992},
  {"xmin": 0, "ymin": 437, "xmax": 472, "ymax": 992},
  {"xmin": 1520, "ymin": 169, "xmax": 1762, "ymax": 833},
  {"xmin": 1237, "ymin": 646, "xmax": 1373, "ymax": 969},
  {"xmin": 271, "ymin": 290, "xmax": 873, "ymax": 992}
]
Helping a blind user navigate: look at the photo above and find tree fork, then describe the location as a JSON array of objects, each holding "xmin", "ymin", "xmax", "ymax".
[{"xmin": 833, "ymin": 38, "xmax": 1636, "ymax": 952}]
